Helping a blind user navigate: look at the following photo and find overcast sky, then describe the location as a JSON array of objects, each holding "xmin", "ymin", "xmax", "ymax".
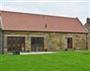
[{"xmin": 0, "ymin": 0, "xmax": 90, "ymax": 24}]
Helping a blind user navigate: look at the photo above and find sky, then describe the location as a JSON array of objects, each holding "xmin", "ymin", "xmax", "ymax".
[{"xmin": 0, "ymin": 0, "xmax": 90, "ymax": 24}]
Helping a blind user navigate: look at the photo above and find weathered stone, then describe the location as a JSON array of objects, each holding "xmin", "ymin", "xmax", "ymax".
[{"xmin": 3, "ymin": 31, "xmax": 87, "ymax": 52}]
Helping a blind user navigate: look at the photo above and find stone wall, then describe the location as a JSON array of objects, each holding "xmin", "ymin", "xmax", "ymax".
[
  {"xmin": 3, "ymin": 31, "xmax": 87, "ymax": 52},
  {"xmin": 0, "ymin": 18, "xmax": 2, "ymax": 52},
  {"xmin": 88, "ymin": 33, "xmax": 90, "ymax": 49},
  {"xmin": 0, "ymin": 29, "xmax": 2, "ymax": 52}
]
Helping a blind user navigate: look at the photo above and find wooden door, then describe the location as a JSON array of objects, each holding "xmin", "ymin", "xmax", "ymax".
[{"xmin": 67, "ymin": 38, "xmax": 73, "ymax": 49}]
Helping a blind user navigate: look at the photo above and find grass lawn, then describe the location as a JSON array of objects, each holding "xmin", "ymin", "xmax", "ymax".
[{"xmin": 0, "ymin": 51, "xmax": 90, "ymax": 71}]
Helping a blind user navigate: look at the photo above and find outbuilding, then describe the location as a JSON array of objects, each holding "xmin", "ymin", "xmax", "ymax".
[{"xmin": 0, "ymin": 11, "xmax": 88, "ymax": 53}]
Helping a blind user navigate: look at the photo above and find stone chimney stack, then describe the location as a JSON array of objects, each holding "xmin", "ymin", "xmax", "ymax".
[
  {"xmin": 85, "ymin": 18, "xmax": 90, "ymax": 31},
  {"xmin": 87, "ymin": 18, "xmax": 90, "ymax": 24},
  {"xmin": 85, "ymin": 18, "xmax": 90, "ymax": 49}
]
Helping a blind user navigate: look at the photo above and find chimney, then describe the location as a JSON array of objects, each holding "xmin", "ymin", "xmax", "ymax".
[
  {"xmin": 86, "ymin": 18, "xmax": 90, "ymax": 31},
  {"xmin": 87, "ymin": 18, "xmax": 90, "ymax": 23}
]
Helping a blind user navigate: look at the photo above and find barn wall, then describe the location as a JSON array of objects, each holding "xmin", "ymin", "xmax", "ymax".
[
  {"xmin": 88, "ymin": 33, "xmax": 90, "ymax": 49},
  {"xmin": 0, "ymin": 16, "xmax": 2, "ymax": 53},
  {"xmin": 3, "ymin": 31, "xmax": 87, "ymax": 52},
  {"xmin": 0, "ymin": 29, "xmax": 2, "ymax": 52}
]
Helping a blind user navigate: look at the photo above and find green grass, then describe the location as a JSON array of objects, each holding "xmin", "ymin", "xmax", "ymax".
[{"xmin": 0, "ymin": 51, "xmax": 90, "ymax": 71}]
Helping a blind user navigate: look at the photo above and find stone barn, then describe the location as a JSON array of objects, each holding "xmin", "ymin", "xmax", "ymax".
[
  {"xmin": 85, "ymin": 18, "xmax": 90, "ymax": 49},
  {"xmin": 0, "ymin": 11, "xmax": 88, "ymax": 53}
]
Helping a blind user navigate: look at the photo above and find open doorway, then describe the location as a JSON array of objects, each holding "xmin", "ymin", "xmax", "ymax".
[
  {"xmin": 7, "ymin": 37, "xmax": 25, "ymax": 52},
  {"xmin": 67, "ymin": 38, "xmax": 73, "ymax": 49},
  {"xmin": 31, "ymin": 37, "xmax": 44, "ymax": 51}
]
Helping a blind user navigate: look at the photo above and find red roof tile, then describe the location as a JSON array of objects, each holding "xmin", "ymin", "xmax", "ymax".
[{"xmin": 0, "ymin": 10, "xmax": 87, "ymax": 33}]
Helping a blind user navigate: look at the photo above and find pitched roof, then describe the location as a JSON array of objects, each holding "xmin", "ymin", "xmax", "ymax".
[{"xmin": 0, "ymin": 10, "xmax": 87, "ymax": 33}]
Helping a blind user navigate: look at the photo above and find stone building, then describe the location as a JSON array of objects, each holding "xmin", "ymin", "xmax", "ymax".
[
  {"xmin": 85, "ymin": 18, "xmax": 90, "ymax": 49},
  {"xmin": 0, "ymin": 11, "xmax": 88, "ymax": 53}
]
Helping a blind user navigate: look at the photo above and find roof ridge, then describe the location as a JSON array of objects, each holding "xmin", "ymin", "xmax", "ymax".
[{"xmin": 0, "ymin": 10, "xmax": 76, "ymax": 19}]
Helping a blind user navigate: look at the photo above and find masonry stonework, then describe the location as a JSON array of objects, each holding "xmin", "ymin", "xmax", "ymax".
[{"xmin": 3, "ymin": 31, "xmax": 87, "ymax": 52}]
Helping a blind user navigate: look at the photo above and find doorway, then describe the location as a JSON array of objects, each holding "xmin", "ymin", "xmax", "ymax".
[
  {"xmin": 31, "ymin": 37, "xmax": 44, "ymax": 51},
  {"xmin": 67, "ymin": 38, "xmax": 73, "ymax": 49},
  {"xmin": 7, "ymin": 37, "xmax": 25, "ymax": 52}
]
